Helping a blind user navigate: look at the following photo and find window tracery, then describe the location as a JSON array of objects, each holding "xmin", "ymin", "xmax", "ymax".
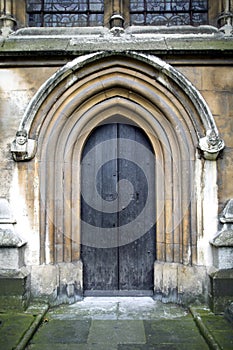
[
  {"xmin": 26, "ymin": 0, "xmax": 209, "ymax": 27},
  {"xmin": 27, "ymin": 0, "xmax": 104, "ymax": 27},
  {"xmin": 130, "ymin": 0, "xmax": 208, "ymax": 26}
]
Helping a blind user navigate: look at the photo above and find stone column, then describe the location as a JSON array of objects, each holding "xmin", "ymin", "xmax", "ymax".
[
  {"xmin": 0, "ymin": 0, "xmax": 16, "ymax": 36},
  {"xmin": 218, "ymin": 0, "xmax": 233, "ymax": 36},
  {"xmin": 109, "ymin": 0, "xmax": 125, "ymax": 35}
]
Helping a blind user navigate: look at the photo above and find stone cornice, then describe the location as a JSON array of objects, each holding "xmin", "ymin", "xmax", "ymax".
[{"xmin": 0, "ymin": 25, "xmax": 233, "ymax": 58}]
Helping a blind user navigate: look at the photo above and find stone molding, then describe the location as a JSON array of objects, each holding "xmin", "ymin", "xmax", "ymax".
[{"xmin": 17, "ymin": 51, "xmax": 222, "ymax": 141}]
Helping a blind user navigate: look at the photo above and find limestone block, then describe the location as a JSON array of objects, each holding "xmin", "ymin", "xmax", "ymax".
[
  {"xmin": 201, "ymin": 91, "xmax": 229, "ymax": 117},
  {"xmin": 0, "ymin": 198, "xmax": 16, "ymax": 224},
  {"xmin": 209, "ymin": 269, "xmax": 233, "ymax": 314},
  {"xmin": 0, "ymin": 267, "xmax": 30, "ymax": 311},
  {"xmin": 58, "ymin": 261, "xmax": 83, "ymax": 302},
  {"xmin": 211, "ymin": 199, "xmax": 233, "ymax": 269},
  {"xmin": 0, "ymin": 199, "xmax": 27, "ymax": 270},
  {"xmin": 0, "ymin": 226, "xmax": 26, "ymax": 247},
  {"xmin": 178, "ymin": 265, "xmax": 207, "ymax": 303},
  {"xmin": 224, "ymin": 302, "xmax": 233, "ymax": 323},
  {"xmin": 176, "ymin": 67, "xmax": 202, "ymax": 90},
  {"xmin": 218, "ymin": 152, "xmax": 233, "ymax": 201},
  {"xmin": 0, "ymin": 227, "xmax": 26, "ymax": 270},
  {"xmin": 31, "ymin": 264, "xmax": 59, "ymax": 299},
  {"xmin": 59, "ymin": 260, "xmax": 83, "ymax": 293},
  {"xmin": 154, "ymin": 263, "xmax": 207, "ymax": 304},
  {"xmin": 0, "ymin": 246, "xmax": 25, "ymax": 269},
  {"xmin": 213, "ymin": 245, "xmax": 233, "ymax": 269},
  {"xmin": 162, "ymin": 263, "xmax": 178, "ymax": 299},
  {"xmin": 153, "ymin": 262, "xmax": 163, "ymax": 294},
  {"xmin": 201, "ymin": 67, "xmax": 233, "ymax": 92},
  {"xmin": 218, "ymin": 118, "xmax": 233, "ymax": 149}
]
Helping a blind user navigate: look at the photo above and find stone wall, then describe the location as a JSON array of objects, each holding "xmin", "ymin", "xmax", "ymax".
[
  {"xmin": 1, "ymin": 64, "xmax": 232, "ymax": 207},
  {"xmin": 177, "ymin": 65, "xmax": 233, "ymax": 212},
  {"xmin": 0, "ymin": 27, "xmax": 232, "ymax": 306}
]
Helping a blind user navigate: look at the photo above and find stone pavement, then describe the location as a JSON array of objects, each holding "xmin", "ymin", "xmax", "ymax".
[{"xmin": 0, "ymin": 297, "xmax": 233, "ymax": 350}]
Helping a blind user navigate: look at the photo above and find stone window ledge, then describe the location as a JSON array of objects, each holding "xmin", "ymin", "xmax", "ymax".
[{"xmin": 11, "ymin": 24, "xmax": 221, "ymax": 38}]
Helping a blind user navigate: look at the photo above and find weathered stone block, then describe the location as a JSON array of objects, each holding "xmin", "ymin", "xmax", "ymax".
[
  {"xmin": 0, "ymin": 268, "xmax": 30, "ymax": 311},
  {"xmin": 30, "ymin": 264, "xmax": 59, "ymax": 303},
  {"xmin": 225, "ymin": 302, "xmax": 233, "ymax": 323},
  {"xmin": 213, "ymin": 246, "xmax": 233, "ymax": 269},
  {"xmin": 178, "ymin": 265, "xmax": 208, "ymax": 304},
  {"xmin": 153, "ymin": 262, "xmax": 163, "ymax": 297},
  {"xmin": 0, "ymin": 246, "xmax": 25, "ymax": 269},
  {"xmin": 58, "ymin": 261, "xmax": 83, "ymax": 303},
  {"xmin": 0, "ymin": 225, "xmax": 26, "ymax": 270},
  {"xmin": 154, "ymin": 262, "xmax": 208, "ymax": 305},
  {"xmin": 162, "ymin": 263, "xmax": 178, "ymax": 302},
  {"xmin": 201, "ymin": 67, "xmax": 233, "ymax": 92},
  {"xmin": 209, "ymin": 269, "xmax": 233, "ymax": 314},
  {"xmin": 211, "ymin": 199, "xmax": 233, "ymax": 270}
]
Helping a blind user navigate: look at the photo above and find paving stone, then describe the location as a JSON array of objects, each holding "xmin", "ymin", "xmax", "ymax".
[
  {"xmin": 118, "ymin": 345, "xmax": 177, "ymax": 350},
  {"xmin": 28, "ymin": 344, "xmax": 81, "ymax": 350},
  {"xmin": 4, "ymin": 298, "xmax": 232, "ymax": 349},
  {"xmin": 200, "ymin": 314, "xmax": 233, "ymax": 349},
  {"xmin": 144, "ymin": 318, "xmax": 209, "ymax": 348},
  {"xmin": 28, "ymin": 344, "xmax": 118, "ymax": 350},
  {"xmin": 118, "ymin": 344, "xmax": 206, "ymax": 350},
  {"xmin": 0, "ymin": 313, "xmax": 34, "ymax": 350},
  {"xmin": 202, "ymin": 315, "xmax": 233, "ymax": 330},
  {"xmin": 30, "ymin": 319, "xmax": 91, "ymax": 344},
  {"xmin": 87, "ymin": 320, "xmax": 146, "ymax": 344}
]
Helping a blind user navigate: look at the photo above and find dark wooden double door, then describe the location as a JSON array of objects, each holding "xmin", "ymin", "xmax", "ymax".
[{"xmin": 81, "ymin": 123, "xmax": 156, "ymax": 295}]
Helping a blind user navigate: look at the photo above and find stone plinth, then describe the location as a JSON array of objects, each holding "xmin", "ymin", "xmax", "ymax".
[
  {"xmin": 0, "ymin": 267, "xmax": 30, "ymax": 311},
  {"xmin": 0, "ymin": 227, "xmax": 26, "ymax": 270},
  {"xmin": 212, "ymin": 230, "xmax": 233, "ymax": 269},
  {"xmin": 0, "ymin": 198, "xmax": 30, "ymax": 310},
  {"xmin": 154, "ymin": 262, "xmax": 208, "ymax": 305},
  {"xmin": 209, "ymin": 199, "xmax": 233, "ymax": 313},
  {"xmin": 209, "ymin": 269, "xmax": 233, "ymax": 314}
]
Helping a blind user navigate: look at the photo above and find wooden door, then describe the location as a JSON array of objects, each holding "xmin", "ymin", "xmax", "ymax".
[{"xmin": 81, "ymin": 123, "xmax": 156, "ymax": 296}]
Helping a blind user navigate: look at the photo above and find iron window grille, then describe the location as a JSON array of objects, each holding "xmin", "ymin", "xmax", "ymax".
[
  {"xmin": 130, "ymin": 0, "xmax": 208, "ymax": 26},
  {"xmin": 26, "ymin": 0, "xmax": 104, "ymax": 27}
]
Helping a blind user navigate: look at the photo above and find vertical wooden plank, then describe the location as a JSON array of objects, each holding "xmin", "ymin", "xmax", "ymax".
[
  {"xmin": 81, "ymin": 123, "xmax": 118, "ymax": 291},
  {"xmin": 118, "ymin": 124, "xmax": 156, "ymax": 291}
]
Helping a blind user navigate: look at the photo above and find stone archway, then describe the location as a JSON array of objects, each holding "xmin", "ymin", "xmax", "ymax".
[{"xmin": 14, "ymin": 51, "xmax": 223, "ymax": 303}]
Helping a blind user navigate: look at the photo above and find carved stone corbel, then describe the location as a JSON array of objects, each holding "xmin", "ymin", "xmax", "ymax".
[
  {"xmin": 198, "ymin": 129, "xmax": 225, "ymax": 161},
  {"xmin": 11, "ymin": 129, "xmax": 37, "ymax": 161}
]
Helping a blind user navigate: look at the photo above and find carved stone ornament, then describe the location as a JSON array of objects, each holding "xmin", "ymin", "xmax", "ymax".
[
  {"xmin": 11, "ymin": 129, "xmax": 37, "ymax": 161},
  {"xmin": 198, "ymin": 129, "xmax": 225, "ymax": 160},
  {"xmin": 211, "ymin": 199, "xmax": 233, "ymax": 270}
]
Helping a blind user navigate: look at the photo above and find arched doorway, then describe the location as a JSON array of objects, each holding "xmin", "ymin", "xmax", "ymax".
[
  {"xmin": 13, "ymin": 51, "xmax": 224, "ymax": 304},
  {"xmin": 81, "ymin": 122, "xmax": 156, "ymax": 295}
]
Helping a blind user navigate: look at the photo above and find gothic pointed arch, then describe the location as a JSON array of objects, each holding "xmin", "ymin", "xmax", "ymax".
[{"xmin": 17, "ymin": 51, "xmax": 222, "ymax": 269}]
